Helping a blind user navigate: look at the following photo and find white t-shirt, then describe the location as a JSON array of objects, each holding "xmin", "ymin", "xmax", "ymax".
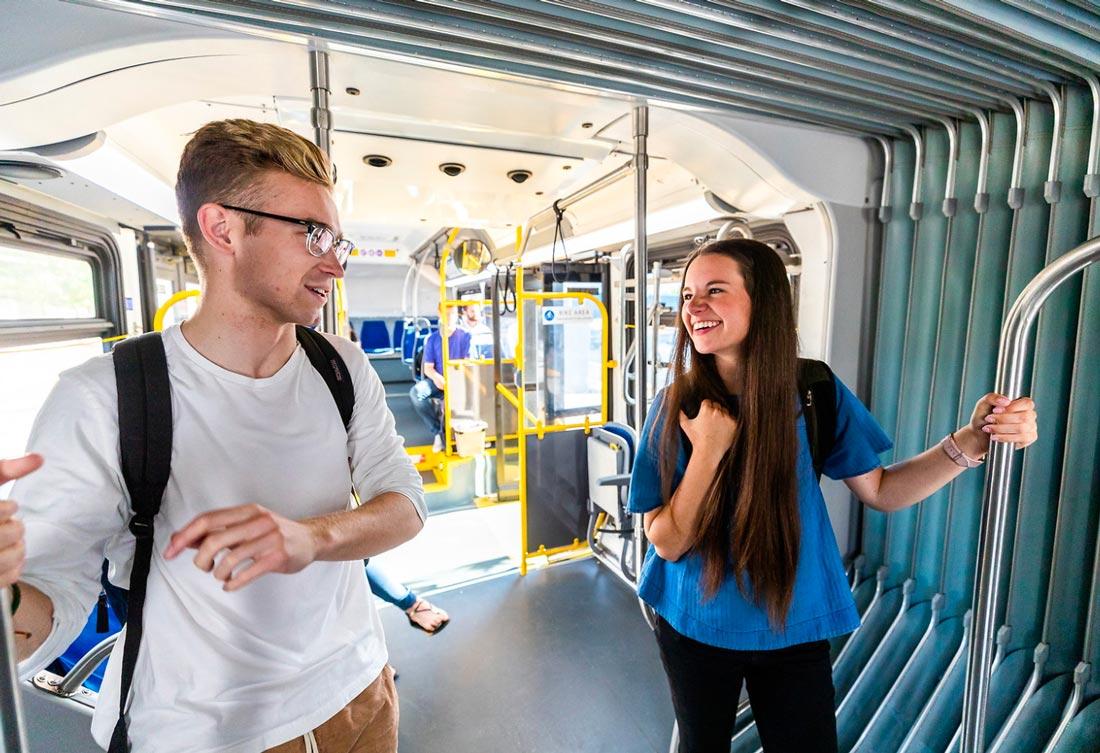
[
  {"xmin": 15, "ymin": 325, "xmax": 426, "ymax": 753},
  {"xmin": 460, "ymin": 320, "xmax": 494, "ymax": 359}
]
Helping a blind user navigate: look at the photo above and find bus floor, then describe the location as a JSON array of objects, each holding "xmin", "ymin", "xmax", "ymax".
[{"xmin": 377, "ymin": 557, "xmax": 675, "ymax": 753}]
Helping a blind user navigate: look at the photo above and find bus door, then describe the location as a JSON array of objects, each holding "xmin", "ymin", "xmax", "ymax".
[{"xmin": 512, "ymin": 262, "xmax": 613, "ymax": 574}]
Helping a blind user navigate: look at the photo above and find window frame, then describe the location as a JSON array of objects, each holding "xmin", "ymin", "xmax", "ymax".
[{"xmin": 0, "ymin": 194, "xmax": 124, "ymax": 346}]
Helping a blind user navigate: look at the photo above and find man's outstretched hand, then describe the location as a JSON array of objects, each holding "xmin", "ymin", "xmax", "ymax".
[{"xmin": 165, "ymin": 504, "xmax": 319, "ymax": 592}]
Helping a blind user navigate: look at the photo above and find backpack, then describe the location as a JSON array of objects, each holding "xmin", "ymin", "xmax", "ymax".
[
  {"xmin": 797, "ymin": 358, "xmax": 838, "ymax": 482},
  {"xmin": 679, "ymin": 358, "xmax": 837, "ymax": 481},
  {"xmin": 104, "ymin": 326, "xmax": 353, "ymax": 753}
]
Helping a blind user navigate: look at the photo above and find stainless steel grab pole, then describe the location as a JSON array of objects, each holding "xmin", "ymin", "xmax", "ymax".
[
  {"xmin": 960, "ymin": 234, "xmax": 1100, "ymax": 753},
  {"xmin": 632, "ymin": 105, "xmax": 649, "ymax": 432},
  {"xmin": 1, "ymin": 588, "xmax": 28, "ymax": 753},
  {"xmin": 631, "ymin": 105, "xmax": 650, "ymax": 619},
  {"xmin": 309, "ymin": 45, "xmax": 338, "ymax": 335}
]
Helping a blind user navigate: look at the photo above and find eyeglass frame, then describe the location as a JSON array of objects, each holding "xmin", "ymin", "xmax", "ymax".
[{"xmin": 219, "ymin": 203, "xmax": 355, "ymax": 266}]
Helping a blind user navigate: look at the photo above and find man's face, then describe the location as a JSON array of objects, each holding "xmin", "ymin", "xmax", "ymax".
[
  {"xmin": 231, "ymin": 171, "xmax": 345, "ymax": 326},
  {"xmin": 464, "ymin": 304, "xmax": 481, "ymax": 325}
]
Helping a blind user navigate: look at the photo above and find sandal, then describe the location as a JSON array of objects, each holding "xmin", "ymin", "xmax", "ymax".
[{"xmin": 405, "ymin": 599, "xmax": 450, "ymax": 635}]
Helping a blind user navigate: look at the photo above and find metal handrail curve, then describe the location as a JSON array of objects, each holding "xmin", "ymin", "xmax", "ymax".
[
  {"xmin": 961, "ymin": 233, "xmax": 1100, "ymax": 753},
  {"xmin": 57, "ymin": 634, "xmax": 117, "ymax": 697}
]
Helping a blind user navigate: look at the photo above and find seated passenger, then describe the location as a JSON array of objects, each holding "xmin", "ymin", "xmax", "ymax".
[
  {"xmin": 410, "ymin": 307, "xmax": 470, "ymax": 452},
  {"xmin": 3, "ymin": 120, "xmax": 425, "ymax": 753},
  {"xmin": 630, "ymin": 239, "xmax": 1039, "ymax": 753}
]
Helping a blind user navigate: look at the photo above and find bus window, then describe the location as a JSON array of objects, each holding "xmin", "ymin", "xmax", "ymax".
[
  {"xmin": 0, "ymin": 244, "xmax": 97, "ymax": 320},
  {"xmin": 0, "ymin": 242, "xmax": 106, "ymax": 459}
]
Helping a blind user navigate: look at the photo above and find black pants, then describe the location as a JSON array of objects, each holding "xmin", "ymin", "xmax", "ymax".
[{"xmin": 655, "ymin": 616, "xmax": 838, "ymax": 753}]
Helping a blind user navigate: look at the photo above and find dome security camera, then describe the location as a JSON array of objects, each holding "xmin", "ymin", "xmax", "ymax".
[{"xmin": 507, "ymin": 169, "xmax": 532, "ymax": 184}]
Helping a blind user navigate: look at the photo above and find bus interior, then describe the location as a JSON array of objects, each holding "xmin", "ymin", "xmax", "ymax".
[{"xmin": 1, "ymin": 1, "xmax": 1099, "ymax": 752}]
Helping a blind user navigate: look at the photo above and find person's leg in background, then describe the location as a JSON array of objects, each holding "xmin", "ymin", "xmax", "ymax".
[
  {"xmin": 364, "ymin": 560, "xmax": 450, "ymax": 634},
  {"xmin": 408, "ymin": 382, "xmax": 444, "ymax": 450}
]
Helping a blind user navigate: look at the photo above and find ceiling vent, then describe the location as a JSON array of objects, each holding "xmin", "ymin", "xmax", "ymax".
[
  {"xmin": 363, "ymin": 154, "xmax": 392, "ymax": 168},
  {"xmin": 439, "ymin": 162, "xmax": 465, "ymax": 177}
]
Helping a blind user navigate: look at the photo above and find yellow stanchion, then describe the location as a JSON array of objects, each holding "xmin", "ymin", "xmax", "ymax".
[{"xmin": 153, "ymin": 289, "xmax": 201, "ymax": 332}]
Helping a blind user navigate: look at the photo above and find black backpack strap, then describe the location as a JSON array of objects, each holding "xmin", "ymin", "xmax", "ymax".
[
  {"xmin": 296, "ymin": 325, "xmax": 354, "ymax": 431},
  {"xmin": 797, "ymin": 358, "xmax": 837, "ymax": 482},
  {"xmin": 109, "ymin": 332, "xmax": 172, "ymax": 753}
]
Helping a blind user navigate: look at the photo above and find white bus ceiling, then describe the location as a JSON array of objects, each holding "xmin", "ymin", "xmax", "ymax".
[
  {"xmin": 0, "ymin": 0, "xmax": 867, "ymax": 300},
  {"xmin": 7, "ymin": 3, "xmax": 1098, "ymax": 752}
]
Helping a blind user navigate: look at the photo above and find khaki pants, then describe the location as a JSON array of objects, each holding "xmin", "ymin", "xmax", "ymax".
[{"xmin": 266, "ymin": 666, "xmax": 399, "ymax": 753}]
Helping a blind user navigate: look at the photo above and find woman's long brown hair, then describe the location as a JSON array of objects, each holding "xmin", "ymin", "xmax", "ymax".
[{"xmin": 658, "ymin": 239, "xmax": 800, "ymax": 628}]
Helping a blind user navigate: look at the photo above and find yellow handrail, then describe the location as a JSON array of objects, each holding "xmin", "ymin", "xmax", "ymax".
[
  {"xmin": 153, "ymin": 289, "xmax": 201, "ymax": 332},
  {"xmin": 335, "ymin": 277, "xmax": 350, "ymax": 337},
  {"xmin": 438, "ymin": 228, "xmax": 462, "ymax": 456},
  {"xmin": 520, "ymin": 291, "xmax": 612, "ymax": 428},
  {"xmin": 516, "ymin": 280, "xmax": 615, "ymax": 572}
]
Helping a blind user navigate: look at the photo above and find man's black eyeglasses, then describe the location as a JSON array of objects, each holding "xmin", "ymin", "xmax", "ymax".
[{"xmin": 221, "ymin": 204, "xmax": 355, "ymax": 266}]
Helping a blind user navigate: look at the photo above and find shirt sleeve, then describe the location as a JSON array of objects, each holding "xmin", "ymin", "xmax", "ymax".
[
  {"xmin": 423, "ymin": 333, "xmax": 441, "ymax": 374},
  {"xmin": 13, "ymin": 361, "xmax": 131, "ymax": 679},
  {"xmin": 338, "ymin": 338, "xmax": 427, "ymax": 522},
  {"xmin": 822, "ymin": 376, "xmax": 894, "ymax": 480},
  {"xmin": 627, "ymin": 391, "xmax": 670, "ymax": 514}
]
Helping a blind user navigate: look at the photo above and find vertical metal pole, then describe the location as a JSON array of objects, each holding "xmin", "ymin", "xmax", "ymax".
[
  {"xmin": 491, "ymin": 276, "xmax": 507, "ymax": 497},
  {"xmin": 649, "ymin": 260, "xmax": 662, "ymax": 394},
  {"xmin": 631, "ymin": 106, "xmax": 650, "ymax": 598},
  {"xmin": 960, "ymin": 236, "xmax": 1100, "ymax": 753},
  {"xmin": 309, "ymin": 44, "xmax": 338, "ymax": 335},
  {"xmin": 1, "ymin": 589, "xmax": 29, "ymax": 753},
  {"xmin": 632, "ymin": 105, "xmax": 649, "ymax": 432}
]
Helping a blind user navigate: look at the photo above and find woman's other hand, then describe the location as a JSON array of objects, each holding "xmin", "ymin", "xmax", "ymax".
[
  {"xmin": 679, "ymin": 400, "xmax": 738, "ymax": 460},
  {"xmin": 958, "ymin": 393, "xmax": 1038, "ymax": 455}
]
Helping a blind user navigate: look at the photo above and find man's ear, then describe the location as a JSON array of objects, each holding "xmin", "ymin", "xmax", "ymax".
[{"xmin": 195, "ymin": 203, "xmax": 237, "ymax": 260}]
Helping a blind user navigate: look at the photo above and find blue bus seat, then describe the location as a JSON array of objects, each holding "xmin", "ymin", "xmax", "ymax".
[{"xmin": 359, "ymin": 320, "xmax": 393, "ymax": 354}]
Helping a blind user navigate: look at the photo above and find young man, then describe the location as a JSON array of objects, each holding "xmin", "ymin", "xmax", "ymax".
[{"xmin": 2, "ymin": 119, "xmax": 425, "ymax": 753}]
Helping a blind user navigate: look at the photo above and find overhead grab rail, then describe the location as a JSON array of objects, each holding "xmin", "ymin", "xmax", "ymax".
[
  {"xmin": 517, "ymin": 161, "xmax": 633, "ymax": 261},
  {"xmin": 961, "ymin": 233, "xmax": 1100, "ymax": 753}
]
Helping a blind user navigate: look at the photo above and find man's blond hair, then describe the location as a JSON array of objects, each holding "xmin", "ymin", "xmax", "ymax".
[{"xmin": 175, "ymin": 119, "xmax": 333, "ymax": 268}]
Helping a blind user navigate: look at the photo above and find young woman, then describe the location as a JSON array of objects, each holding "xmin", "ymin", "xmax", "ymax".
[{"xmin": 628, "ymin": 239, "xmax": 1038, "ymax": 753}]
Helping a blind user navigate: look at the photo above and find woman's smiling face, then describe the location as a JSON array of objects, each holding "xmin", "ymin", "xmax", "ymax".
[{"xmin": 680, "ymin": 252, "xmax": 753, "ymax": 359}]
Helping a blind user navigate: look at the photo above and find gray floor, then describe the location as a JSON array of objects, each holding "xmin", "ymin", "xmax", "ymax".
[
  {"xmin": 386, "ymin": 381, "xmax": 436, "ymax": 448},
  {"xmin": 379, "ymin": 559, "xmax": 675, "ymax": 753}
]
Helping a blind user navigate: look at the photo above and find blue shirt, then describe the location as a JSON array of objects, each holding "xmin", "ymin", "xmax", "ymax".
[
  {"xmin": 628, "ymin": 376, "xmax": 892, "ymax": 650},
  {"xmin": 423, "ymin": 329, "xmax": 470, "ymax": 375}
]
